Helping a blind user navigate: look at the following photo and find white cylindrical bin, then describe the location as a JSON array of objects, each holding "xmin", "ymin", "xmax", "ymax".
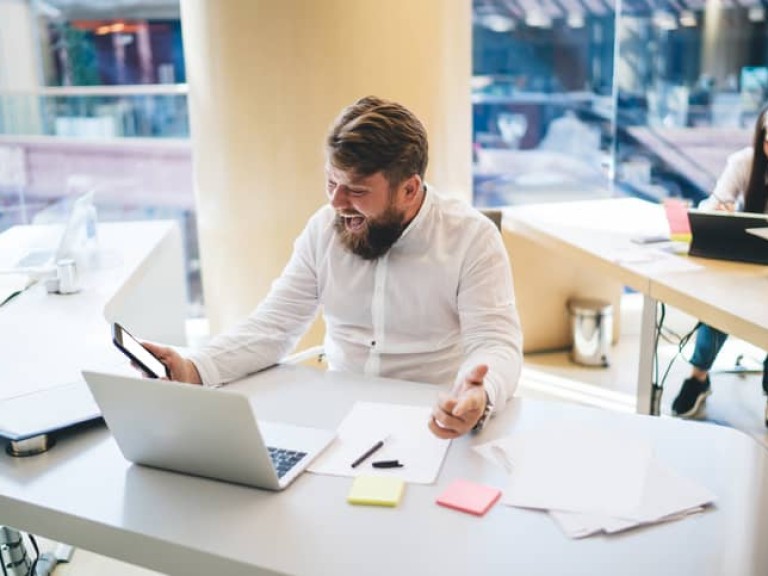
[{"xmin": 567, "ymin": 298, "xmax": 613, "ymax": 367}]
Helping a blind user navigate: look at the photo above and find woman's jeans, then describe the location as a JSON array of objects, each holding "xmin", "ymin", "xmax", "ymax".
[
  {"xmin": 690, "ymin": 324, "xmax": 728, "ymax": 372},
  {"xmin": 691, "ymin": 323, "xmax": 768, "ymax": 395}
]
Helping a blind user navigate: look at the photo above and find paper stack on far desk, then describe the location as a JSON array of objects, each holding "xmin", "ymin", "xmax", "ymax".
[{"xmin": 474, "ymin": 424, "xmax": 715, "ymax": 538}]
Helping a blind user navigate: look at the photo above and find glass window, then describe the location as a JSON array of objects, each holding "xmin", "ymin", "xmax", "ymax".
[
  {"xmin": 472, "ymin": 1, "xmax": 768, "ymax": 209},
  {"xmin": 472, "ymin": 1, "xmax": 616, "ymax": 207},
  {"xmin": 615, "ymin": 2, "xmax": 767, "ymax": 206},
  {"xmin": 0, "ymin": 0, "xmax": 201, "ymax": 317}
]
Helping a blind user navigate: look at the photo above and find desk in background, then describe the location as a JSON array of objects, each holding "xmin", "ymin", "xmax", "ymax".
[
  {"xmin": 502, "ymin": 197, "xmax": 768, "ymax": 414},
  {"xmin": 0, "ymin": 221, "xmax": 187, "ymax": 444},
  {"xmin": 0, "ymin": 364, "xmax": 766, "ymax": 576}
]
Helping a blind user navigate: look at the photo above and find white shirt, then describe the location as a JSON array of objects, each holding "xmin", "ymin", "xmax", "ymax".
[
  {"xmin": 188, "ymin": 188, "xmax": 523, "ymax": 411},
  {"xmin": 701, "ymin": 147, "xmax": 766, "ymax": 212}
]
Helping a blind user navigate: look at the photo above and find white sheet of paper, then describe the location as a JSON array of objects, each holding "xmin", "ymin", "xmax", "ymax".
[
  {"xmin": 307, "ymin": 401, "xmax": 451, "ymax": 484},
  {"xmin": 746, "ymin": 227, "xmax": 768, "ymax": 241},
  {"xmin": 611, "ymin": 247, "xmax": 702, "ymax": 274},
  {"xmin": 476, "ymin": 425, "xmax": 653, "ymax": 517}
]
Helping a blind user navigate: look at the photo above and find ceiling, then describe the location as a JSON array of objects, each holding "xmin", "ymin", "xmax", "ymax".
[
  {"xmin": 474, "ymin": 0, "xmax": 767, "ymax": 21},
  {"xmin": 34, "ymin": 0, "xmax": 768, "ymax": 25},
  {"xmin": 35, "ymin": 0, "xmax": 180, "ymax": 20}
]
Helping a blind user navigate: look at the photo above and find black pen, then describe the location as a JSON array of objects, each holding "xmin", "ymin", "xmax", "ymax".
[
  {"xmin": 351, "ymin": 438, "xmax": 386, "ymax": 468},
  {"xmin": 372, "ymin": 460, "xmax": 403, "ymax": 469}
]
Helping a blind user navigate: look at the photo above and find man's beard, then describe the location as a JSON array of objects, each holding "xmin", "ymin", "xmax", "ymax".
[{"xmin": 334, "ymin": 204, "xmax": 407, "ymax": 260}]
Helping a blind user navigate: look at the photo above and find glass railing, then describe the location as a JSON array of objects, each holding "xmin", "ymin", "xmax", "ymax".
[{"xmin": 0, "ymin": 84, "xmax": 189, "ymax": 139}]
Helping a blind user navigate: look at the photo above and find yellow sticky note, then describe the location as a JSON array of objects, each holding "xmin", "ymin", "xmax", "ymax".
[{"xmin": 347, "ymin": 475, "xmax": 405, "ymax": 507}]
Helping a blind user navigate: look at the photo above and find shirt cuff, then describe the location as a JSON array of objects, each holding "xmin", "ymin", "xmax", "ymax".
[{"xmin": 186, "ymin": 350, "xmax": 221, "ymax": 388}]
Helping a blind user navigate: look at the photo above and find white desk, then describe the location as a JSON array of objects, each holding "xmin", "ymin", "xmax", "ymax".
[
  {"xmin": 0, "ymin": 221, "xmax": 187, "ymax": 441},
  {"xmin": 0, "ymin": 364, "xmax": 766, "ymax": 576},
  {"xmin": 503, "ymin": 198, "xmax": 768, "ymax": 414}
]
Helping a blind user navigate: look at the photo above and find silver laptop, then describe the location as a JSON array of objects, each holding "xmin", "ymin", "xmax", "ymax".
[{"xmin": 82, "ymin": 370, "xmax": 335, "ymax": 490}]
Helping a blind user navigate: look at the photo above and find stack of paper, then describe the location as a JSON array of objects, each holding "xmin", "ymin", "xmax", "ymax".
[{"xmin": 474, "ymin": 424, "xmax": 715, "ymax": 538}]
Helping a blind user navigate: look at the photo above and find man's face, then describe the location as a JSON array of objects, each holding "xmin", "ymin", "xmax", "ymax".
[{"xmin": 326, "ymin": 165, "xmax": 408, "ymax": 260}]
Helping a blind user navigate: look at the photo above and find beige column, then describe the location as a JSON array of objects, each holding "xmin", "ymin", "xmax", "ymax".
[
  {"xmin": 0, "ymin": 0, "xmax": 41, "ymax": 133},
  {"xmin": 701, "ymin": 1, "xmax": 749, "ymax": 87},
  {"xmin": 180, "ymin": 0, "xmax": 471, "ymax": 338}
]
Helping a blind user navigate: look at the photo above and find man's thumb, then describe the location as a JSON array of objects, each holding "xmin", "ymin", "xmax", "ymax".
[{"xmin": 467, "ymin": 364, "xmax": 488, "ymax": 385}]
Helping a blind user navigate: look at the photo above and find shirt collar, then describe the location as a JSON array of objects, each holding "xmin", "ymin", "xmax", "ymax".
[{"xmin": 397, "ymin": 183, "xmax": 433, "ymax": 243}]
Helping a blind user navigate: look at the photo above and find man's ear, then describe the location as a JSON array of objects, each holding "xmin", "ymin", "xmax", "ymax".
[{"xmin": 403, "ymin": 174, "xmax": 423, "ymax": 200}]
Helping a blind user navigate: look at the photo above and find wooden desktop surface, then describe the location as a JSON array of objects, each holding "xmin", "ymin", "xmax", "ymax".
[
  {"xmin": 0, "ymin": 364, "xmax": 766, "ymax": 576},
  {"xmin": 502, "ymin": 197, "xmax": 767, "ymax": 414},
  {"xmin": 502, "ymin": 197, "xmax": 768, "ymax": 350},
  {"xmin": 651, "ymin": 257, "xmax": 768, "ymax": 350}
]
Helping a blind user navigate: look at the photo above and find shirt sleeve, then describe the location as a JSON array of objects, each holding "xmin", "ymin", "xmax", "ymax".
[
  {"xmin": 188, "ymin": 217, "xmax": 322, "ymax": 387},
  {"xmin": 701, "ymin": 147, "xmax": 753, "ymax": 210},
  {"xmin": 454, "ymin": 218, "xmax": 523, "ymax": 414}
]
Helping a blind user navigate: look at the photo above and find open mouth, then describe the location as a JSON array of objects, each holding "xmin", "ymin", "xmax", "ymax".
[{"xmin": 340, "ymin": 214, "xmax": 366, "ymax": 232}]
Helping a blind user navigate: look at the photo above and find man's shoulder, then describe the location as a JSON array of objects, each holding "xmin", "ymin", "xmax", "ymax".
[
  {"xmin": 430, "ymin": 191, "xmax": 497, "ymax": 233},
  {"xmin": 430, "ymin": 189, "xmax": 484, "ymax": 217}
]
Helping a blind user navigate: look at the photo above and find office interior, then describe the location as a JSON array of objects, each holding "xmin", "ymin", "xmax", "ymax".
[{"xmin": 1, "ymin": 0, "xmax": 767, "ymax": 573}]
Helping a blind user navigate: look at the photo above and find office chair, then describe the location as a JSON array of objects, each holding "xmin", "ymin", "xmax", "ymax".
[
  {"xmin": 282, "ymin": 345, "xmax": 326, "ymax": 367},
  {"xmin": 479, "ymin": 208, "xmax": 502, "ymax": 232}
]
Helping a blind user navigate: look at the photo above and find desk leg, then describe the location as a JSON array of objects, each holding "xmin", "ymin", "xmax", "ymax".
[{"xmin": 636, "ymin": 294, "xmax": 660, "ymax": 415}]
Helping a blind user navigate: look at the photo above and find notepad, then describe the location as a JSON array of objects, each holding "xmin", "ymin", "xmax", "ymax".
[
  {"xmin": 347, "ymin": 475, "xmax": 405, "ymax": 507},
  {"xmin": 663, "ymin": 199, "xmax": 692, "ymax": 243},
  {"xmin": 436, "ymin": 479, "xmax": 502, "ymax": 516}
]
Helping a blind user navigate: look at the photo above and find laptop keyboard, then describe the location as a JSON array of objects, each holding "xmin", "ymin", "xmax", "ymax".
[{"xmin": 267, "ymin": 446, "xmax": 307, "ymax": 479}]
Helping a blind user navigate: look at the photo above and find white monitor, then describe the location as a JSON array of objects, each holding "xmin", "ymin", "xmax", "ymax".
[{"xmin": 14, "ymin": 190, "xmax": 96, "ymax": 270}]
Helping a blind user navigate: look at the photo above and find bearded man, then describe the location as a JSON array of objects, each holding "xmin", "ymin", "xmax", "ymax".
[{"xmin": 145, "ymin": 96, "xmax": 523, "ymax": 438}]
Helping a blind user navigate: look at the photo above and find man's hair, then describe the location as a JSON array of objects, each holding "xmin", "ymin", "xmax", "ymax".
[{"xmin": 326, "ymin": 96, "xmax": 428, "ymax": 187}]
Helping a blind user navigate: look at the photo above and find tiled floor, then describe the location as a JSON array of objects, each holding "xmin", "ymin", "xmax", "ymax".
[
  {"xmin": 31, "ymin": 293, "xmax": 768, "ymax": 574},
  {"xmin": 521, "ymin": 292, "xmax": 768, "ymax": 450}
]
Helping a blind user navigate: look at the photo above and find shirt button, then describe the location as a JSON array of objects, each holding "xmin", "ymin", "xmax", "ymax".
[{"xmin": 371, "ymin": 340, "xmax": 376, "ymax": 347}]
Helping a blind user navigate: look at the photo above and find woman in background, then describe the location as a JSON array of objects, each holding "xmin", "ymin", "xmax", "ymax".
[{"xmin": 671, "ymin": 105, "xmax": 768, "ymax": 425}]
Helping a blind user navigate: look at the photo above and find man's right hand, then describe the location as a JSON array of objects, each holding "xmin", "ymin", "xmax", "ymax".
[{"xmin": 141, "ymin": 342, "xmax": 202, "ymax": 385}]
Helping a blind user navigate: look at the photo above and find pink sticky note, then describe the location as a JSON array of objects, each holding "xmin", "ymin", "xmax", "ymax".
[
  {"xmin": 436, "ymin": 479, "xmax": 502, "ymax": 516},
  {"xmin": 663, "ymin": 198, "xmax": 692, "ymax": 242}
]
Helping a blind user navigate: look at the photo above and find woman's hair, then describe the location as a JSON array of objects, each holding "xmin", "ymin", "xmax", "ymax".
[
  {"xmin": 326, "ymin": 96, "xmax": 428, "ymax": 188},
  {"xmin": 744, "ymin": 105, "xmax": 768, "ymax": 213}
]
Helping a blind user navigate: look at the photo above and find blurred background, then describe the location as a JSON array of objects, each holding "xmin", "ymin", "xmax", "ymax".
[{"xmin": 1, "ymin": 0, "xmax": 766, "ymax": 319}]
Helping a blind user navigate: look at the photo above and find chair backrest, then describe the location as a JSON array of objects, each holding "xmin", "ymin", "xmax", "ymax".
[{"xmin": 479, "ymin": 209, "xmax": 502, "ymax": 232}]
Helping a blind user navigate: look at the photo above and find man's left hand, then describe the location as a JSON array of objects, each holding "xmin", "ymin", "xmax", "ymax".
[{"xmin": 428, "ymin": 364, "xmax": 488, "ymax": 439}]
